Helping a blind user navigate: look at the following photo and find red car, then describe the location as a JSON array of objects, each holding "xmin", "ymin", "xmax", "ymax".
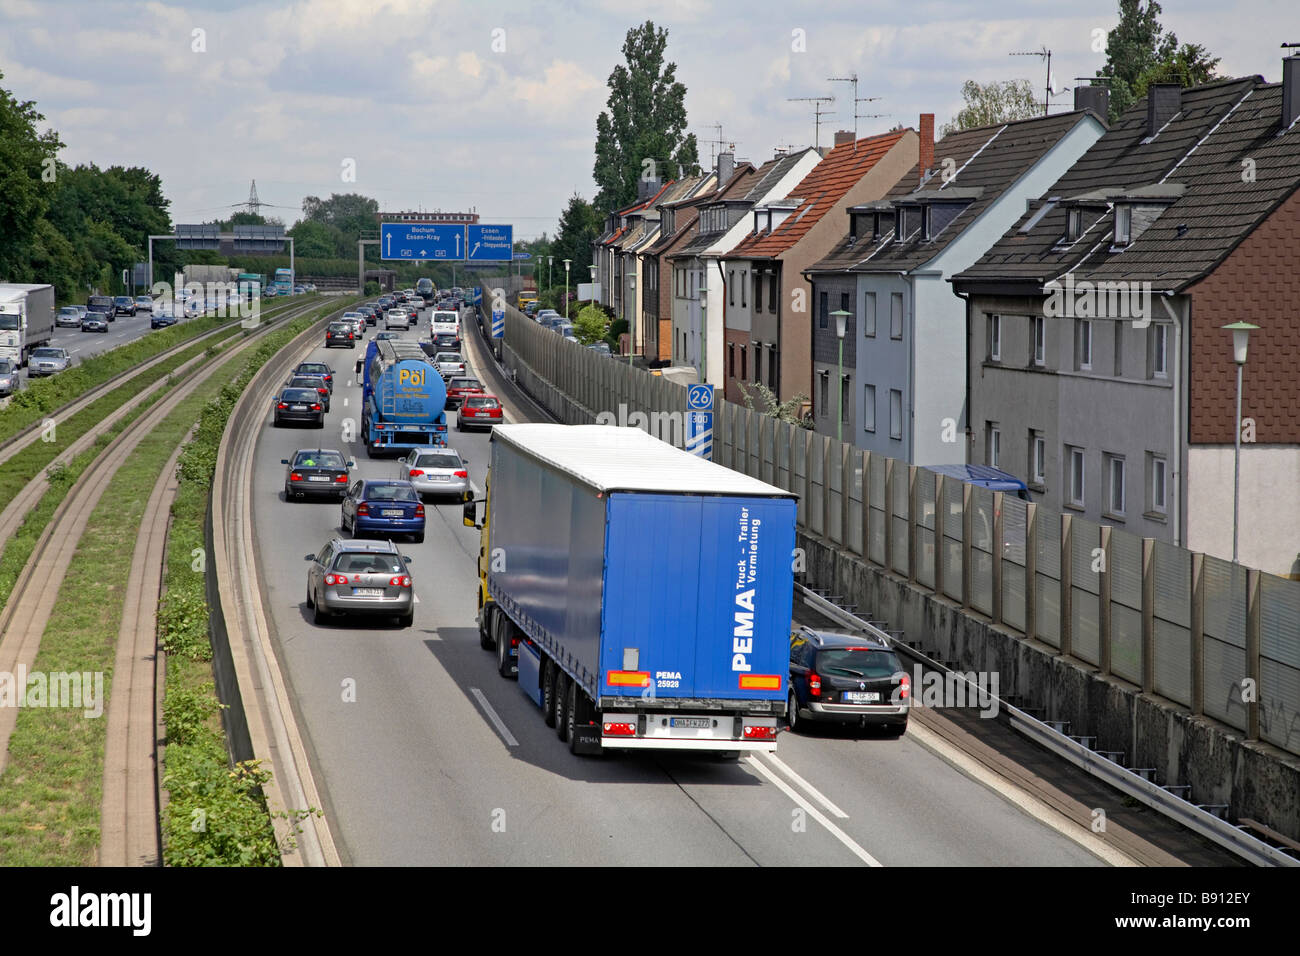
[
  {"xmin": 445, "ymin": 376, "xmax": 484, "ymax": 410},
  {"xmin": 457, "ymin": 393, "xmax": 503, "ymax": 431}
]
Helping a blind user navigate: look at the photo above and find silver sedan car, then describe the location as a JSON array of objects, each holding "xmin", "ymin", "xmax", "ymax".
[
  {"xmin": 306, "ymin": 538, "xmax": 414, "ymax": 627},
  {"xmin": 395, "ymin": 446, "xmax": 470, "ymax": 500},
  {"xmin": 0, "ymin": 359, "xmax": 19, "ymax": 397}
]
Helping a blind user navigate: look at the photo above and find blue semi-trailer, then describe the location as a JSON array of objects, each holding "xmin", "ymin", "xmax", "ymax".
[
  {"xmin": 359, "ymin": 339, "xmax": 448, "ymax": 456},
  {"xmin": 463, "ymin": 424, "xmax": 797, "ymax": 756}
]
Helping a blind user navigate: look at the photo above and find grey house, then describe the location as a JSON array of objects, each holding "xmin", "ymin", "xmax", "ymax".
[{"xmin": 806, "ymin": 101, "xmax": 1105, "ymax": 459}]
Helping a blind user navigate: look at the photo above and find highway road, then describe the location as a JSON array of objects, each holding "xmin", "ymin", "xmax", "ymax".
[{"xmin": 245, "ymin": 302, "xmax": 1108, "ymax": 866}]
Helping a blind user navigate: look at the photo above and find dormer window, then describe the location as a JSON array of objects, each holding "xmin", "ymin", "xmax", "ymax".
[
  {"xmin": 1067, "ymin": 208, "xmax": 1083, "ymax": 242},
  {"xmin": 1114, "ymin": 205, "xmax": 1132, "ymax": 245}
]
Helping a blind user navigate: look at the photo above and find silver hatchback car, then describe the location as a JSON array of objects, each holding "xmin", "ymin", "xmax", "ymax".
[
  {"xmin": 395, "ymin": 446, "xmax": 470, "ymax": 500},
  {"xmin": 306, "ymin": 538, "xmax": 414, "ymax": 627}
]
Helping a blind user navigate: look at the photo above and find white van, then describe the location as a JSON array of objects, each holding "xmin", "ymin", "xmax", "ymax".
[{"xmin": 430, "ymin": 310, "xmax": 459, "ymax": 339}]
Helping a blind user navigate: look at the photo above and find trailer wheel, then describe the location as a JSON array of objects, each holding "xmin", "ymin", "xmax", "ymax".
[
  {"xmin": 567, "ymin": 681, "xmax": 593, "ymax": 755},
  {"xmin": 555, "ymin": 672, "xmax": 571, "ymax": 742},
  {"xmin": 542, "ymin": 660, "xmax": 558, "ymax": 727}
]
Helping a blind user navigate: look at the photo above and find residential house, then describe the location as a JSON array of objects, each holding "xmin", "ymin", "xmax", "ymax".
[
  {"xmin": 806, "ymin": 102, "xmax": 1106, "ymax": 452},
  {"xmin": 952, "ymin": 65, "xmax": 1300, "ymax": 575},
  {"xmin": 726, "ymin": 126, "xmax": 919, "ymax": 413}
]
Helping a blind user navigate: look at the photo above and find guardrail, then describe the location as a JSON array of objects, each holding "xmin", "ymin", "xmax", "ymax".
[{"xmin": 797, "ymin": 582, "xmax": 1298, "ymax": 867}]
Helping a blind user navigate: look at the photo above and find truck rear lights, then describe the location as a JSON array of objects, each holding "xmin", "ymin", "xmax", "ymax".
[
  {"xmin": 809, "ymin": 672, "xmax": 822, "ymax": 697},
  {"xmin": 603, "ymin": 722, "xmax": 636, "ymax": 736},
  {"xmin": 388, "ymin": 575, "xmax": 411, "ymax": 587},
  {"xmin": 742, "ymin": 725, "xmax": 777, "ymax": 740}
]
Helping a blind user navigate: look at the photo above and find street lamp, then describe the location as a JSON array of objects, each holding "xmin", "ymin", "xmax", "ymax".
[
  {"xmin": 563, "ymin": 259, "xmax": 571, "ymax": 320},
  {"xmin": 699, "ymin": 283, "xmax": 708, "ymax": 382},
  {"xmin": 626, "ymin": 272, "xmax": 637, "ymax": 365},
  {"xmin": 548, "ymin": 256, "xmax": 554, "ymax": 293},
  {"xmin": 1222, "ymin": 321, "xmax": 1259, "ymax": 564},
  {"xmin": 830, "ymin": 309, "xmax": 850, "ymax": 443}
]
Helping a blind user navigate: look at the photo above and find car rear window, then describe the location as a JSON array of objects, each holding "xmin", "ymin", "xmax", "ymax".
[
  {"xmin": 814, "ymin": 649, "xmax": 900, "ymax": 679},
  {"xmin": 435, "ymin": 353, "xmax": 462, "ymax": 363},
  {"xmin": 299, "ymin": 364, "xmax": 328, "ymax": 374},
  {"xmin": 296, "ymin": 452, "xmax": 344, "ymax": 468},
  {"xmin": 465, "ymin": 396, "xmax": 498, "ymax": 409},
  {"xmin": 329, "ymin": 322, "xmax": 350, "ymax": 330},
  {"xmin": 282, "ymin": 389, "xmax": 318, "ymax": 402},
  {"xmin": 366, "ymin": 483, "xmax": 417, "ymax": 501},
  {"xmin": 335, "ymin": 553, "xmax": 404, "ymax": 574},
  {"xmin": 450, "ymin": 379, "xmax": 481, "ymax": 390},
  {"xmin": 415, "ymin": 453, "xmax": 460, "ymax": 468}
]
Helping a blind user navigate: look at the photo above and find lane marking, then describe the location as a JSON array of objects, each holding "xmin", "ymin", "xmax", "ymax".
[
  {"xmin": 760, "ymin": 752, "xmax": 850, "ymax": 819},
  {"xmin": 745, "ymin": 755, "xmax": 882, "ymax": 866},
  {"xmin": 343, "ymin": 397, "xmax": 348, "ymax": 407},
  {"xmin": 470, "ymin": 687, "xmax": 518, "ymax": 747}
]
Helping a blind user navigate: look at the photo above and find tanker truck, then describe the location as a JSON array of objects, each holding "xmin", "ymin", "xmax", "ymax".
[{"xmin": 359, "ymin": 338, "xmax": 448, "ymax": 456}]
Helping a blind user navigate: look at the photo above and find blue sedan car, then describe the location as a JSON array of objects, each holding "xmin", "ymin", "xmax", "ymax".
[{"xmin": 341, "ymin": 479, "xmax": 425, "ymax": 543}]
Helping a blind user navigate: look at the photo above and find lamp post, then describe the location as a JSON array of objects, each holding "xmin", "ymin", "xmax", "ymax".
[
  {"xmin": 1222, "ymin": 321, "xmax": 1258, "ymax": 564},
  {"xmin": 626, "ymin": 272, "xmax": 636, "ymax": 365},
  {"xmin": 547, "ymin": 256, "xmax": 554, "ymax": 294},
  {"xmin": 830, "ymin": 309, "xmax": 850, "ymax": 443},
  {"xmin": 699, "ymin": 283, "xmax": 708, "ymax": 382},
  {"xmin": 563, "ymin": 259, "xmax": 571, "ymax": 320}
]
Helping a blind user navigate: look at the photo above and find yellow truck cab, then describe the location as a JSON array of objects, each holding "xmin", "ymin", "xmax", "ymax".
[{"xmin": 463, "ymin": 476, "xmax": 493, "ymax": 649}]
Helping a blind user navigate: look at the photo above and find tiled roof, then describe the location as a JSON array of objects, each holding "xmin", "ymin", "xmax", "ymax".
[
  {"xmin": 952, "ymin": 76, "xmax": 1300, "ymax": 292},
  {"xmin": 600, "ymin": 180, "xmax": 676, "ymax": 249},
  {"xmin": 808, "ymin": 110, "xmax": 1093, "ymax": 275},
  {"xmin": 729, "ymin": 130, "xmax": 907, "ymax": 259},
  {"xmin": 741, "ymin": 148, "xmax": 819, "ymax": 203},
  {"xmin": 666, "ymin": 164, "xmax": 765, "ymax": 260},
  {"xmin": 643, "ymin": 169, "xmax": 744, "ymax": 257}
]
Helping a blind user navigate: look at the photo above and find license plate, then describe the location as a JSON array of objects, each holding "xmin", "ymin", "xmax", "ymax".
[
  {"xmin": 430, "ymin": 474, "xmax": 448, "ymax": 481},
  {"xmin": 382, "ymin": 509, "xmax": 404, "ymax": 517},
  {"xmin": 307, "ymin": 476, "xmax": 329, "ymax": 482},
  {"xmin": 671, "ymin": 718, "xmax": 712, "ymax": 729},
  {"xmin": 353, "ymin": 588, "xmax": 383, "ymax": 597},
  {"xmin": 843, "ymin": 691, "xmax": 881, "ymax": 703},
  {"xmin": 292, "ymin": 405, "xmax": 306, "ymax": 410}
]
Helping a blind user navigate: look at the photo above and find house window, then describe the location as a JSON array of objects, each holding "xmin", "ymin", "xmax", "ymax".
[
  {"xmin": 729, "ymin": 270, "xmax": 735, "ymax": 307},
  {"xmin": 889, "ymin": 389, "xmax": 903, "ymax": 439},
  {"xmin": 1106, "ymin": 454, "xmax": 1126, "ymax": 516},
  {"xmin": 989, "ymin": 314, "xmax": 1002, "ymax": 361},
  {"xmin": 819, "ymin": 291, "xmax": 828, "ymax": 330},
  {"xmin": 768, "ymin": 344, "xmax": 777, "ymax": 388},
  {"xmin": 728, "ymin": 343, "xmax": 735, "ymax": 378},
  {"xmin": 769, "ymin": 272, "xmax": 778, "ymax": 312},
  {"xmin": 1149, "ymin": 454, "xmax": 1168, "ymax": 515},
  {"xmin": 922, "ymin": 205, "xmax": 932, "ymax": 240},
  {"xmin": 1031, "ymin": 431, "xmax": 1046, "ymax": 484},
  {"xmin": 740, "ymin": 345, "xmax": 747, "ymax": 380},
  {"xmin": 819, "ymin": 370, "xmax": 829, "ymax": 414},
  {"xmin": 840, "ymin": 291, "xmax": 850, "ymax": 320},
  {"xmin": 1151, "ymin": 324, "xmax": 1168, "ymax": 378},
  {"xmin": 1114, "ymin": 205, "xmax": 1131, "ymax": 245},
  {"xmin": 863, "ymin": 292, "xmax": 876, "ymax": 337},
  {"xmin": 890, "ymin": 293, "xmax": 903, "ymax": 339},
  {"xmin": 986, "ymin": 423, "xmax": 1001, "ymax": 468},
  {"xmin": 840, "ymin": 373, "xmax": 850, "ymax": 423},
  {"xmin": 1033, "ymin": 316, "xmax": 1045, "ymax": 365},
  {"xmin": 1076, "ymin": 319, "xmax": 1093, "ymax": 370},
  {"xmin": 754, "ymin": 345, "xmax": 762, "ymax": 383},
  {"xmin": 1066, "ymin": 445, "xmax": 1085, "ymax": 508},
  {"xmin": 863, "ymin": 384, "xmax": 876, "ymax": 433},
  {"xmin": 1113, "ymin": 322, "xmax": 1124, "ymax": 377},
  {"xmin": 754, "ymin": 273, "xmax": 762, "ymax": 313},
  {"xmin": 741, "ymin": 270, "xmax": 747, "ymax": 307}
]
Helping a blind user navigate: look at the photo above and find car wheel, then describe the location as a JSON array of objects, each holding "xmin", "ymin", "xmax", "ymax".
[
  {"xmin": 273, "ymin": 416, "xmax": 282, "ymax": 427},
  {"xmin": 315, "ymin": 417, "xmax": 325, "ymax": 429},
  {"xmin": 884, "ymin": 722, "xmax": 907, "ymax": 738},
  {"xmin": 312, "ymin": 593, "xmax": 328, "ymax": 626},
  {"xmin": 555, "ymin": 672, "xmax": 571, "ymax": 742},
  {"xmin": 284, "ymin": 485, "xmax": 294, "ymax": 501},
  {"xmin": 456, "ymin": 419, "xmax": 463, "ymax": 432},
  {"xmin": 496, "ymin": 623, "xmax": 515, "ymax": 679},
  {"xmin": 397, "ymin": 610, "xmax": 414, "ymax": 628},
  {"xmin": 542, "ymin": 660, "xmax": 558, "ymax": 727},
  {"xmin": 306, "ymin": 585, "xmax": 314, "ymax": 609},
  {"xmin": 787, "ymin": 690, "xmax": 800, "ymax": 733},
  {"xmin": 413, "ymin": 531, "xmax": 424, "ymax": 544}
]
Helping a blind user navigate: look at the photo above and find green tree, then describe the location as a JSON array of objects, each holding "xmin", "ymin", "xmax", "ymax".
[
  {"xmin": 550, "ymin": 193, "xmax": 601, "ymax": 288},
  {"xmin": 0, "ymin": 71, "xmax": 63, "ymax": 280},
  {"xmin": 739, "ymin": 382, "xmax": 813, "ymax": 429},
  {"xmin": 288, "ymin": 219, "xmax": 343, "ymax": 259},
  {"xmin": 301, "ymin": 192, "xmax": 379, "ymax": 237},
  {"xmin": 940, "ymin": 79, "xmax": 1040, "ymax": 137},
  {"xmin": 1096, "ymin": 0, "xmax": 1220, "ymax": 123},
  {"xmin": 593, "ymin": 21, "xmax": 699, "ymax": 212},
  {"xmin": 573, "ymin": 304, "xmax": 608, "ymax": 345}
]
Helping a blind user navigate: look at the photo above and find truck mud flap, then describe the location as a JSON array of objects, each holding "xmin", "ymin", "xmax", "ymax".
[{"xmin": 571, "ymin": 723, "xmax": 602, "ymax": 755}]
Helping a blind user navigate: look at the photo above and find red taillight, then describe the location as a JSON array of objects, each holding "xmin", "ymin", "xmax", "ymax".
[
  {"xmin": 348, "ymin": 333, "xmax": 354, "ymax": 339},
  {"xmin": 290, "ymin": 472, "xmax": 302, "ymax": 481},
  {"xmin": 323, "ymin": 573, "xmax": 343, "ymax": 585},
  {"xmin": 602, "ymin": 722, "xmax": 637, "ymax": 737},
  {"xmin": 388, "ymin": 575, "xmax": 411, "ymax": 587},
  {"xmin": 409, "ymin": 469, "xmax": 424, "ymax": 477},
  {"xmin": 277, "ymin": 402, "xmax": 288, "ymax": 409},
  {"xmin": 311, "ymin": 403, "xmax": 322, "ymax": 410},
  {"xmin": 809, "ymin": 672, "xmax": 821, "ymax": 697},
  {"xmin": 318, "ymin": 387, "xmax": 328, "ymax": 395},
  {"xmin": 335, "ymin": 473, "xmax": 348, "ymax": 483},
  {"xmin": 898, "ymin": 673, "xmax": 910, "ymax": 700},
  {"xmin": 414, "ymin": 504, "xmax": 425, "ymax": 517},
  {"xmin": 453, "ymin": 470, "xmax": 468, "ymax": 478},
  {"xmin": 742, "ymin": 725, "xmax": 778, "ymax": 740},
  {"xmin": 357, "ymin": 503, "xmax": 369, "ymax": 515}
]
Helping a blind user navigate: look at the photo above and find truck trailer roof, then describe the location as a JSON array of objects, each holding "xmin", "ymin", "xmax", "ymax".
[{"xmin": 490, "ymin": 423, "xmax": 795, "ymax": 498}]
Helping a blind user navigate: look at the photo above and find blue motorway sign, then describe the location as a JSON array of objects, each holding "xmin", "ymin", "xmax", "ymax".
[
  {"xmin": 380, "ymin": 223, "xmax": 464, "ymax": 260},
  {"xmin": 687, "ymin": 384, "xmax": 715, "ymax": 411},
  {"xmin": 466, "ymin": 223, "xmax": 514, "ymax": 261},
  {"xmin": 491, "ymin": 309, "xmax": 505, "ymax": 338},
  {"xmin": 686, "ymin": 385, "xmax": 714, "ymax": 458}
]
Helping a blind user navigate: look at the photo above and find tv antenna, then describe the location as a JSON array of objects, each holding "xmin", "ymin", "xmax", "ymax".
[
  {"xmin": 1009, "ymin": 46, "xmax": 1054, "ymax": 115},
  {"xmin": 787, "ymin": 96, "xmax": 835, "ymax": 149},
  {"xmin": 827, "ymin": 73, "xmax": 885, "ymax": 147},
  {"xmin": 696, "ymin": 122, "xmax": 736, "ymax": 167}
]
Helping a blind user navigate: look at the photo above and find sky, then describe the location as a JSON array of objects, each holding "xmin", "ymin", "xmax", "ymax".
[{"xmin": 2, "ymin": 0, "xmax": 1297, "ymax": 241}]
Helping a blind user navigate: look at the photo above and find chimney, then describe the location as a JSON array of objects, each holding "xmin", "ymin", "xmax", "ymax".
[
  {"xmin": 716, "ymin": 151, "xmax": 735, "ymax": 186},
  {"xmin": 834, "ymin": 129, "xmax": 854, "ymax": 146},
  {"xmin": 1074, "ymin": 83, "xmax": 1111, "ymax": 123},
  {"xmin": 918, "ymin": 113, "xmax": 935, "ymax": 187},
  {"xmin": 1284, "ymin": 54, "xmax": 1300, "ymax": 130},
  {"xmin": 1146, "ymin": 83, "xmax": 1182, "ymax": 137},
  {"xmin": 637, "ymin": 175, "xmax": 663, "ymax": 201}
]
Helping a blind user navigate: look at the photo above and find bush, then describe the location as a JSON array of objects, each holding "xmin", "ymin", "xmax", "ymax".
[{"xmin": 162, "ymin": 685, "xmax": 222, "ymax": 747}]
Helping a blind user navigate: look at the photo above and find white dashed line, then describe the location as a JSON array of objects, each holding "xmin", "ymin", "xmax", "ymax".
[
  {"xmin": 759, "ymin": 752, "xmax": 850, "ymax": 818},
  {"xmin": 470, "ymin": 688, "xmax": 518, "ymax": 747},
  {"xmin": 745, "ymin": 756, "xmax": 882, "ymax": 866}
]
